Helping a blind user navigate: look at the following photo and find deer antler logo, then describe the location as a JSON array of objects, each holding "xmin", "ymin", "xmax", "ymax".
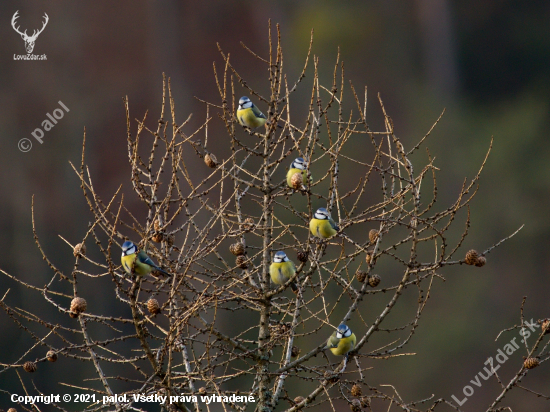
[{"xmin": 11, "ymin": 11, "xmax": 49, "ymax": 54}]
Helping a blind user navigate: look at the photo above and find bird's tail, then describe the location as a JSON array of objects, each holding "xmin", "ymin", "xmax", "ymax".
[{"xmin": 154, "ymin": 266, "xmax": 170, "ymax": 276}]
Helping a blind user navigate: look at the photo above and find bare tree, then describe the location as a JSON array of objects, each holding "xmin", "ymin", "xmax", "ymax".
[{"xmin": 1, "ymin": 23, "xmax": 540, "ymax": 412}]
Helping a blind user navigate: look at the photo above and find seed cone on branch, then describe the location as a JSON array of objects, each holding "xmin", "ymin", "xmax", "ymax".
[
  {"xmin": 297, "ymin": 250, "xmax": 309, "ymax": 262},
  {"xmin": 70, "ymin": 297, "xmax": 87, "ymax": 316},
  {"xmin": 294, "ymin": 396, "xmax": 305, "ymax": 404},
  {"xmin": 270, "ymin": 322, "xmax": 291, "ymax": 338},
  {"xmin": 23, "ymin": 361, "xmax": 36, "ymax": 373},
  {"xmin": 236, "ymin": 255, "xmax": 249, "ymax": 269},
  {"xmin": 229, "ymin": 242, "xmax": 245, "ymax": 256},
  {"xmin": 524, "ymin": 357, "xmax": 539, "ymax": 369},
  {"xmin": 151, "ymin": 232, "xmax": 164, "ymax": 243},
  {"xmin": 356, "ymin": 270, "xmax": 367, "ymax": 283},
  {"xmin": 241, "ymin": 218, "xmax": 254, "ymax": 232},
  {"xmin": 204, "ymin": 153, "xmax": 218, "ymax": 168},
  {"xmin": 147, "ymin": 299, "xmax": 161, "ymax": 315},
  {"xmin": 73, "ymin": 243, "xmax": 86, "ymax": 258},
  {"xmin": 368, "ymin": 274, "xmax": 381, "ymax": 287},
  {"xmin": 369, "ymin": 229, "xmax": 379, "ymax": 243},
  {"xmin": 465, "ymin": 249, "xmax": 478, "ymax": 265},
  {"xmin": 475, "ymin": 256, "xmax": 486, "ymax": 267},
  {"xmin": 365, "ymin": 252, "xmax": 372, "ymax": 264},
  {"xmin": 46, "ymin": 350, "xmax": 57, "ymax": 362},
  {"xmin": 151, "ymin": 220, "xmax": 165, "ymax": 242}
]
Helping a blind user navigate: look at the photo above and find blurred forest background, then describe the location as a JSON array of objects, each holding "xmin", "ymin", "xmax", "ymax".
[{"xmin": 1, "ymin": 0, "xmax": 549, "ymax": 411}]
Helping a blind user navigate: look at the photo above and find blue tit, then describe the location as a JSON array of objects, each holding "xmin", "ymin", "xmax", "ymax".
[
  {"xmin": 269, "ymin": 251, "xmax": 298, "ymax": 292},
  {"xmin": 121, "ymin": 241, "xmax": 169, "ymax": 277},
  {"xmin": 286, "ymin": 157, "xmax": 310, "ymax": 189},
  {"xmin": 237, "ymin": 96, "xmax": 267, "ymax": 129},
  {"xmin": 326, "ymin": 324, "xmax": 356, "ymax": 356},
  {"xmin": 309, "ymin": 207, "xmax": 339, "ymax": 239}
]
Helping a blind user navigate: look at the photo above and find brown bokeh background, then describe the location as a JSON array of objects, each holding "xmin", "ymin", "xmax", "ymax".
[{"xmin": 1, "ymin": 1, "xmax": 550, "ymax": 410}]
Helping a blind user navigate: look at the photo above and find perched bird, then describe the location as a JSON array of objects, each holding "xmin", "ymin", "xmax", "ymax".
[
  {"xmin": 121, "ymin": 241, "xmax": 169, "ymax": 277},
  {"xmin": 326, "ymin": 324, "xmax": 356, "ymax": 356},
  {"xmin": 269, "ymin": 251, "xmax": 298, "ymax": 292},
  {"xmin": 310, "ymin": 207, "xmax": 339, "ymax": 239},
  {"xmin": 237, "ymin": 96, "xmax": 267, "ymax": 129},
  {"xmin": 286, "ymin": 157, "xmax": 309, "ymax": 189}
]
